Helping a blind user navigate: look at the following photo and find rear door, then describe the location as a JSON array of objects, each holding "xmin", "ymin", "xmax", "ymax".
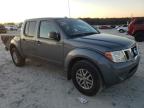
[
  {"xmin": 35, "ymin": 20, "xmax": 63, "ymax": 64},
  {"xmin": 21, "ymin": 21, "xmax": 37, "ymax": 56}
]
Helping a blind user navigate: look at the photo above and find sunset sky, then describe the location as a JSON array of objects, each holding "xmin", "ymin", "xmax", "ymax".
[{"xmin": 0, "ymin": 0, "xmax": 144, "ymax": 22}]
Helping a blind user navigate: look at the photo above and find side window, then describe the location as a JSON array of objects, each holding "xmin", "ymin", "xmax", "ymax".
[
  {"xmin": 29, "ymin": 21, "xmax": 36, "ymax": 36},
  {"xmin": 24, "ymin": 21, "xmax": 36, "ymax": 37},
  {"xmin": 24, "ymin": 22, "xmax": 29, "ymax": 35},
  {"xmin": 39, "ymin": 21, "xmax": 58, "ymax": 39}
]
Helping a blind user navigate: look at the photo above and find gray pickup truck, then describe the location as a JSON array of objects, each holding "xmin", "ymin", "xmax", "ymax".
[{"xmin": 1, "ymin": 18, "xmax": 140, "ymax": 96}]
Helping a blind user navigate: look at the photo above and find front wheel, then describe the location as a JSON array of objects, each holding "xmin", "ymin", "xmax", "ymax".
[
  {"xmin": 71, "ymin": 60, "xmax": 102, "ymax": 96},
  {"xmin": 10, "ymin": 47, "xmax": 25, "ymax": 66}
]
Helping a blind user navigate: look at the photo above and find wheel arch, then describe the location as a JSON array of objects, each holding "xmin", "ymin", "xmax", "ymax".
[
  {"xmin": 64, "ymin": 49, "xmax": 105, "ymax": 85},
  {"xmin": 10, "ymin": 39, "xmax": 25, "ymax": 58},
  {"xmin": 10, "ymin": 44, "xmax": 16, "ymax": 51},
  {"xmin": 133, "ymin": 30, "xmax": 144, "ymax": 36}
]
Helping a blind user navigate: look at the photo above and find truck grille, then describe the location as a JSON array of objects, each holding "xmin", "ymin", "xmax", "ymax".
[{"xmin": 123, "ymin": 45, "xmax": 139, "ymax": 61}]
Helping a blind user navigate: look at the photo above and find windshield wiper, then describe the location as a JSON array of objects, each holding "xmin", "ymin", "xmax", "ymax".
[
  {"xmin": 83, "ymin": 32, "xmax": 98, "ymax": 35},
  {"xmin": 70, "ymin": 32, "xmax": 98, "ymax": 37}
]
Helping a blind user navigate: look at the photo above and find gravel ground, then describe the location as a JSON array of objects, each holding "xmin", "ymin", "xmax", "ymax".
[{"xmin": 0, "ymin": 29, "xmax": 144, "ymax": 108}]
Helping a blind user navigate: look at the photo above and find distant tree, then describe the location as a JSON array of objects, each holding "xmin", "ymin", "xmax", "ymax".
[
  {"xmin": 4, "ymin": 22, "xmax": 15, "ymax": 25},
  {"xmin": 17, "ymin": 22, "xmax": 23, "ymax": 28},
  {"xmin": 80, "ymin": 17, "xmax": 144, "ymax": 25}
]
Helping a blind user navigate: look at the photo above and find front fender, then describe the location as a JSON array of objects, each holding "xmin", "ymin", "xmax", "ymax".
[{"xmin": 64, "ymin": 48, "xmax": 110, "ymax": 80}]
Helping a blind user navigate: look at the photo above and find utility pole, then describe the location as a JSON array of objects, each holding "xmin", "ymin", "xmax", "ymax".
[
  {"xmin": 130, "ymin": 13, "xmax": 134, "ymax": 22},
  {"xmin": 68, "ymin": 0, "xmax": 71, "ymax": 17}
]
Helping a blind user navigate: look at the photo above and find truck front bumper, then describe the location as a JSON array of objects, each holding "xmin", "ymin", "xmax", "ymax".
[{"xmin": 97, "ymin": 55, "xmax": 140, "ymax": 87}]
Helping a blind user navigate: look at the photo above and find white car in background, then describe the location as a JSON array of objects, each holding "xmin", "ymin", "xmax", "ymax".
[
  {"xmin": 117, "ymin": 25, "xmax": 128, "ymax": 33},
  {"xmin": 5, "ymin": 25, "xmax": 17, "ymax": 31}
]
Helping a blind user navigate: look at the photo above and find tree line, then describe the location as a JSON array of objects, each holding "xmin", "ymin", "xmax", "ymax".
[{"xmin": 80, "ymin": 17, "xmax": 144, "ymax": 25}]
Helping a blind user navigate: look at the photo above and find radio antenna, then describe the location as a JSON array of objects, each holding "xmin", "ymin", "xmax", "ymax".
[{"xmin": 68, "ymin": 0, "xmax": 71, "ymax": 17}]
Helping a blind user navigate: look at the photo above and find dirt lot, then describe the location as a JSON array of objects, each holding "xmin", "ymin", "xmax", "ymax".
[{"xmin": 0, "ymin": 29, "xmax": 144, "ymax": 108}]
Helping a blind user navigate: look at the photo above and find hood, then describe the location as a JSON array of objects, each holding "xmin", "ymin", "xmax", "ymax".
[{"xmin": 72, "ymin": 33, "xmax": 135, "ymax": 52}]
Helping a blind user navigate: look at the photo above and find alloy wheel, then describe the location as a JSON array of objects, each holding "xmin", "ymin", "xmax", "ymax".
[{"xmin": 76, "ymin": 69, "xmax": 94, "ymax": 90}]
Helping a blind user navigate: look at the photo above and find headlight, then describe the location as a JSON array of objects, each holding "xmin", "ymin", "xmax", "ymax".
[{"xmin": 105, "ymin": 50, "xmax": 126, "ymax": 63}]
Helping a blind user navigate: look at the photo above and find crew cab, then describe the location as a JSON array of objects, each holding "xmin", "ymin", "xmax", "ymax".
[
  {"xmin": 128, "ymin": 18, "xmax": 144, "ymax": 42},
  {"xmin": 2, "ymin": 18, "xmax": 140, "ymax": 96}
]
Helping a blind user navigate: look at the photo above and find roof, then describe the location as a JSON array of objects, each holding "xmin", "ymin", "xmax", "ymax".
[{"xmin": 25, "ymin": 17, "xmax": 75, "ymax": 22}]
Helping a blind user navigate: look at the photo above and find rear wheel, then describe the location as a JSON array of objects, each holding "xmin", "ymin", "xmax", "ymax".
[
  {"xmin": 71, "ymin": 60, "xmax": 102, "ymax": 96},
  {"xmin": 10, "ymin": 47, "xmax": 25, "ymax": 66},
  {"xmin": 134, "ymin": 32, "xmax": 144, "ymax": 42}
]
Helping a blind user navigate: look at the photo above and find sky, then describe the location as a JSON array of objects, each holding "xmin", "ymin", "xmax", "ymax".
[{"xmin": 0, "ymin": 0, "xmax": 144, "ymax": 23}]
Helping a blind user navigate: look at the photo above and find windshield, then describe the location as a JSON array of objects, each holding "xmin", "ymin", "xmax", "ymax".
[{"xmin": 56, "ymin": 19, "xmax": 100, "ymax": 38}]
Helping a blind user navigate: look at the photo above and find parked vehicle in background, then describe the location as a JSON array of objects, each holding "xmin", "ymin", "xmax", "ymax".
[
  {"xmin": 0, "ymin": 24, "xmax": 7, "ymax": 34},
  {"xmin": 1, "ymin": 18, "xmax": 140, "ymax": 96},
  {"xmin": 99, "ymin": 25, "xmax": 112, "ymax": 29},
  {"xmin": 117, "ymin": 25, "xmax": 128, "ymax": 33},
  {"xmin": 5, "ymin": 25, "xmax": 17, "ymax": 31},
  {"xmin": 110, "ymin": 25, "xmax": 116, "ymax": 28},
  {"xmin": 128, "ymin": 18, "xmax": 144, "ymax": 42},
  {"xmin": 115, "ymin": 25, "xmax": 120, "ymax": 29}
]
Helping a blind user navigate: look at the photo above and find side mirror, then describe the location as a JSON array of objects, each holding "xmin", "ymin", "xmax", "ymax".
[{"xmin": 48, "ymin": 32, "xmax": 60, "ymax": 41}]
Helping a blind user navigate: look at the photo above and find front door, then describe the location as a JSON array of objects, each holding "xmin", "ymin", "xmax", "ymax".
[{"xmin": 35, "ymin": 20, "xmax": 63, "ymax": 64}]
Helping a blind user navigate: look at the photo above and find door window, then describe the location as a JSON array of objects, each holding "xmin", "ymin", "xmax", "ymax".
[
  {"xmin": 24, "ymin": 21, "xmax": 36, "ymax": 37},
  {"xmin": 39, "ymin": 21, "xmax": 58, "ymax": 39}
]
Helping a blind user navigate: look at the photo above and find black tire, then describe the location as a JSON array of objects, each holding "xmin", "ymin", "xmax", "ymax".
[
  {"xmin": 119, "ymin": 29, "xmax": 125, "ymax": 33},
  {"xmin": 134, "ymin": 32, "xmax": 144, "ymax": 42},
  {"xmin": 71, "ymin": 60, "xmax": 102, "ymax": 96},
  {"xmin": 10, "ymin": 47, "xmax": 25, "ymax": 66}
]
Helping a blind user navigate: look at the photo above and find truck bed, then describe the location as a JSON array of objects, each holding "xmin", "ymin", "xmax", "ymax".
[{"xmin": 0, "ymin": 34, "xmax": 16, "ymax": 50}]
